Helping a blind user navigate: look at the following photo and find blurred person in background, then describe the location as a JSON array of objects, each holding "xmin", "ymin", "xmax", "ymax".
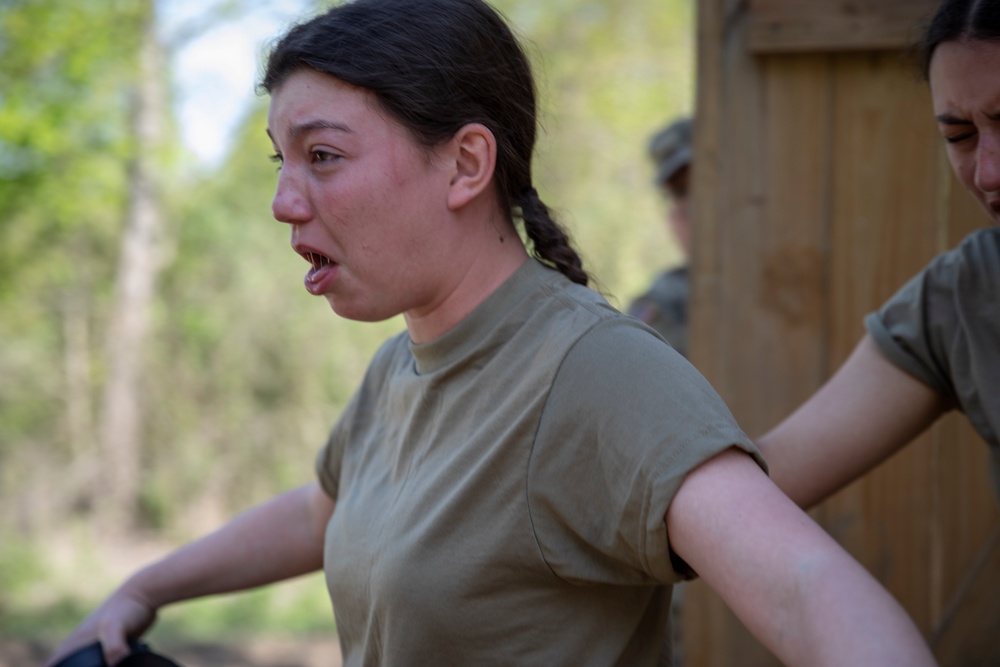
[{"xmin": 628, "ymin": 116, "xmax": 693, "ymax": 358}]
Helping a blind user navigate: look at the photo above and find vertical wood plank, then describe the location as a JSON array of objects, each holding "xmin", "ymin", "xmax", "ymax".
[
  {"xmin": 686, "ymin": 0, "xmax": 829, "ymax": 664},
  {"xmin": 686, "ymin": 0, "xmax": 781, "ymax": 661},
  {"xmin": 819, "ymin": 51, "xmax": 945, "ymax": 630}
]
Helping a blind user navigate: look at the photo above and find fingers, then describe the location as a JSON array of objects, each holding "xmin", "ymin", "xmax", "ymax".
[
  {"xmin": 43, "ymin": 592, "xmax": 158, "ymax": 667},
  {"xmin": 100, "ymin": 625, "xmax": 133, "ymax": 666}
]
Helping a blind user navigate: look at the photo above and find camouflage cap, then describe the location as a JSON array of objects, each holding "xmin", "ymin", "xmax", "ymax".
[{"xmin": 648, "ymin": 116, "xmax": 693, "ymax": 186}]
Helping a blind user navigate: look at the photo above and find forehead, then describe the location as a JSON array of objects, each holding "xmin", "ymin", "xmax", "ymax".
[
  {"xmin": 929, "ymin": 39, "xmax": 1000, "ymax": 114},
  {"xmin": 266, "ymin": 69, "xmax": 390, "ymax": 138}
]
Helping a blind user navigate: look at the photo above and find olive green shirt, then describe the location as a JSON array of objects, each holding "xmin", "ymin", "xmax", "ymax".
[{"xmin": 316, "ymin": 259, "xmax": 762, "ymax": 666}]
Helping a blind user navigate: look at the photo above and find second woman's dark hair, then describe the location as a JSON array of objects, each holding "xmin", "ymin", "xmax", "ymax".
[
  {"xmin": 260, "ymin": 0, "xmax": 589, "ymax": 286},
  {"xmin": 919, "ymin": 0, "xmax": 1000, "ymax": 78}
]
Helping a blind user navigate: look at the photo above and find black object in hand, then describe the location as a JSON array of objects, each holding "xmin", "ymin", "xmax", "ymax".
[{"xmin": 52, "ymin": 642, "xmax": 182, "ymax": 667}]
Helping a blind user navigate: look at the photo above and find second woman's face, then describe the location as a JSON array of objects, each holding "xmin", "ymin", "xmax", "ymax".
[
  {"xmin": 267, "ymin": 69, "xmax": 457, "ymax": 322},
  {"xmin": 929, "ymin": 39, "xmax": 1000, "ymax": 224}
]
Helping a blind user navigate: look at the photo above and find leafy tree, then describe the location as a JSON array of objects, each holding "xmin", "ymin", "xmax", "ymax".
[{"xmin": 0, "ymin": 0, "xmax": 149, "ymax": 530}]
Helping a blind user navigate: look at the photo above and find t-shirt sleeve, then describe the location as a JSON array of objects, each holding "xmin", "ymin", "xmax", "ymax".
[
  {"xmin": 527, "ymin": 318, "xmax": 765, "ymax": 586},
  {"xmin": 315, "ymin": 394, "xmax": 354, "ymax": 501},
  {"xmin": 314, "ymin": 333, "xmax": 406, "ymax": 501},
  {"xmin": 864, "ymin": 229, "xmax": 1000, "ymax": 405},
  {"xmin": 863, "ymin": 269, "xmax": 955, "ymax": 399},
  {"xmin": 864, "ymin": 228, "xmax": 1000, "ymax": 448}
]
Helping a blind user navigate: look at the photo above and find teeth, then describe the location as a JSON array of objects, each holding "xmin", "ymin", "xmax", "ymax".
[{"xmin": 305, "ymin": 252, "xmax": 328, "ymax": 269}]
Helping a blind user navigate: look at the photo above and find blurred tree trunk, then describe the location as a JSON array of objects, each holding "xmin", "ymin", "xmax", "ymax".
[
  {"xmin": 97, "ymin": 0, "xmax": 168, "ymax": 532},
  {"xmin": 63, "ymin": 287, "xmax": 96, "ymax": 498}
]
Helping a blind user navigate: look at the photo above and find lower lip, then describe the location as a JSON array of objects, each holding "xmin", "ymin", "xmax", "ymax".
[{"xmin": 304, "ymin": 263, "xmax": 338, "ymax": 295}]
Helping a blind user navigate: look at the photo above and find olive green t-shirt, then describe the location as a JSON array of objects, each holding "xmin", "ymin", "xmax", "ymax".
[
  {"xmin": 865, "ymin": 227, "xmax": 1000, "ymax": 503},
  {"xmin": 316, "ymin": 259, "xmax": 762, "ymax": 666}
]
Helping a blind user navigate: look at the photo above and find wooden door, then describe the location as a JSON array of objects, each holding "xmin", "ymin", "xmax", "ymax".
[{"xmin": 683, "ymin": 1, "xmax": 1000, "ymax": 665}]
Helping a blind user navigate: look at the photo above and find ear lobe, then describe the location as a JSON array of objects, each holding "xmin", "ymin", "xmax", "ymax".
[{"xmin": 447, "ymin": 123, "xmax": 497, "ymax": 211}]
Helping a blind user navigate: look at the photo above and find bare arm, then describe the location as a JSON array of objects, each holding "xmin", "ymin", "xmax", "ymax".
[
  {"xmin": 757, "ymin": 335, "xmax": 948, "ymax": 509},
  {"xmin": 666, "ymin": 448, "xmax": 936, "ymax": 666},
  {"xmin": 44, "ymin": 482, "xmax": 335, "ymax": 667}
]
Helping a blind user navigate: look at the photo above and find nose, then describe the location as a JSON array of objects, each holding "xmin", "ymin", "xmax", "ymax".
[
  {"xmin": 271, "ymin": 169, "xmax": 313, "ymax": 224},
  {"xmin": 975, "ymin": 130, "xmax": 1000, "ymax": 195}
]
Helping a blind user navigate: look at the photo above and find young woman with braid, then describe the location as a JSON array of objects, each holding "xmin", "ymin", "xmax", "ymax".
[{"xmin": 44, "ymin": 1, "xmax": 935, "ymax": 665}]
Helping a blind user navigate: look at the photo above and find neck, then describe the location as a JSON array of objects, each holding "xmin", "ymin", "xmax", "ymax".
[{"xmin": 404, "ymin": 215, "xmax": 530, "ymax": 344}]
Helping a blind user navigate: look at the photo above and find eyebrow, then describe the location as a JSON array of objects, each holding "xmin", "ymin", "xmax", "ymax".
[
  {"xmin": 935, "ymin": 110, "xmax": 1000, "ymax": 124},
  {"xmin": 266, "ymin": 119, "xmax": 354, "ymax": 142}
]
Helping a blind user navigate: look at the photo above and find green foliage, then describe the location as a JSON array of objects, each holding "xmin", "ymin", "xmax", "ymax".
[
  {"xmin": 0, "ymin": 536, "xmax": 46, "ymax": 619},
  {"xmin": 0, "ymin": 0, "xmax": 149, "ymax": 482},
  {"xmin": 0, "ymin": 0, "xmax": 143, "ymax": 294},
  {"xmin": 0, "ymin": 533, "xmax": 332, "ymax": 642}
]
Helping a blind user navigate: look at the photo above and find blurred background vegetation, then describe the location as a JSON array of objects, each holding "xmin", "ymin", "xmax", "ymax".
[{"xmin": 0, "ymin": 0, "xmax": 693, "ymax": 651}]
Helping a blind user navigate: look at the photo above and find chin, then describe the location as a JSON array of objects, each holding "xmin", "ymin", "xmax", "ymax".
[{"xmin": 325, "ymin": 295, "xmax": 393, "ymax": 323}]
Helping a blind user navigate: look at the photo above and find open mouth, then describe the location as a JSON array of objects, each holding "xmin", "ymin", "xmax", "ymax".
[
  {"xmin": 296, "ymin": 248, "xmax": 338, "ymax": 294},
  {"xmin": 304, "ymin": 250, "xmax": 334, "ymax": 270}
]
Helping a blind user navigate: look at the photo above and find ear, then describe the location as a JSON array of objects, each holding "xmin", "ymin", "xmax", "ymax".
[{"xmin": 446, "ymin": 123, "xmax": 497, "ymax": 211}]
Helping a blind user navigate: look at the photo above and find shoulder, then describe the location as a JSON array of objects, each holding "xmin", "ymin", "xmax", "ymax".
[
  {"xmin": 554, "ymin": 317, "xmax": 729, "ymax": 419},
  {"xmin": 528, "ymin": 314, "xmax": 759, "ymax": 584},
  {"xmin": 899, "ymin": 227, "xmax": 1000, "ymax": 322},
  {"xmin": 923, "ymin": 227, "xmax": 1000, "ymax": 287},
  {"xmin": 865, "ymin": 226, "xmax": 999, "ymax": 396},
  {"xmin": 875, "ymin": 227, "xmax": 999, "ymax": 314}
]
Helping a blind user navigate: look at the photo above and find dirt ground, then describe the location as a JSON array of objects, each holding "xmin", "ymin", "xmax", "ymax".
[{"xmin": 0, "ymin": 637, "xmax": 343, "ymax": 667}]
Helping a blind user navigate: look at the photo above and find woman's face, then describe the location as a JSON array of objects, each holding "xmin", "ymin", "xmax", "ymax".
[
  {"xmin": 267, "ymin": 69, "xmax": 457, "ymax": 322},
  {"xmin": 930, "ymin": 39, "xmax": 1000, "ymax": 224}
]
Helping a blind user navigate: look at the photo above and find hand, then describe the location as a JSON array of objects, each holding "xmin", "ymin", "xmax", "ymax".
[{"xmin": 43, "ymin": 588, "xmax": 157, "ymax": 667}]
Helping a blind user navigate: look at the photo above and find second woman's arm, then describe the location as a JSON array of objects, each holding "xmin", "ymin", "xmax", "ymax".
[{"xmin": 756, "ymin": 335, "xmax": 948, "ymax": 509}]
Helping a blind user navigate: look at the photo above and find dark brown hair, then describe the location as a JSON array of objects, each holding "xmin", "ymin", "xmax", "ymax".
[{"xmin": 919, "ymin": 0, "xmax": 1000, "ymax": 78}]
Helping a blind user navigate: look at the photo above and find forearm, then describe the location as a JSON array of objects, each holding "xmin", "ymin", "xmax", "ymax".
[
  {"xmin": 122, "ymin": 482, "xmax": 332, "ymax": 608},
  {"xmin": 736, "ymin": 523, "xmax": 934, "ymax": 666},
  {"xmin": 43, "ymin": 482, "xmax": 335, "ymax": 667},
  {"xmin": 757, "ymin": 335, "xmax": 946, "ymax": 508},
  {"xmin": 784, "ymin": 550, "xmax": 933, "ymax": 666}
]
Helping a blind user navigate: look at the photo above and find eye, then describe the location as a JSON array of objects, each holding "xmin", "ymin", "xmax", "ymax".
[
  {"xmin": 269, "ymin": 152, "xmax": 283, "ymax": 171},
  {"xmin": 944, "ymin": 132, "xmax": 975, "ymax": 145},
  {"xmin": 311, "ymin": 149, "xmax": 341, "ymax": 164},
  {"xmin": 939, "ymin": 122, "xmax": 976, "ymax": 146}
]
